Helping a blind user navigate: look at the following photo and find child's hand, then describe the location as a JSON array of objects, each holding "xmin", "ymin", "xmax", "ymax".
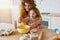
[
  {"xmin": 29, "ymin": 24, "xmax": 36, "ymax": 30},
  {"xmin": 30, "ymin": 28, "xmax": 38, "ymax": 33}
]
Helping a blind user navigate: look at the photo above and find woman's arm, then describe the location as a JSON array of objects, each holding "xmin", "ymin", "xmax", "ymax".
[
  {"xmin": 18, "ymin": 17, "xmax": 30, "ymax": 24},
  {"xmin": 18, "ymin": 17, "xmax": 23, "ymax": 23},
  {"xmin": 23, "ymin": 17, "xmax": 30, "ymax": 24}
]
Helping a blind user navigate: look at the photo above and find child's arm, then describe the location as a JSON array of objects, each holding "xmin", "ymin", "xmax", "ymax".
[
  {"xmin": 28, "ymin": 17, "xmax": 42, "ymax": 29},
  {"xmin": 36, "ymin": 17, "xmax": 42, "ymax": 25}
]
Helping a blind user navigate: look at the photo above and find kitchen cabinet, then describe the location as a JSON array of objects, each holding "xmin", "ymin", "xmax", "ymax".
[
  {"xmin": 50, "ymin": 17, "xmax": 60, "ymax": 29},
  {"xmin": 41, "ymin": 14, "xmax": 60, "ymax": 29},
  {"xmin": 41, "ymin": 14, "xmax": 51, "ymax": 29}
]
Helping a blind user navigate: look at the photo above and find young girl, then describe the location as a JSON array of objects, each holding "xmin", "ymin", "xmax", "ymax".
[
  {"xmin": 29, "ymin": 8, "xmax": 42, "ymax": 29},
  {"xmin": 23, "ymin": 8, "xmax": 42, "ymax": 30}
]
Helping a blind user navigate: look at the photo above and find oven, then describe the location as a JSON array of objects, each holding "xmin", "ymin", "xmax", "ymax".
[{"xmin": 41, "ymin": 15, "xmax": 51, "ymax": 29}]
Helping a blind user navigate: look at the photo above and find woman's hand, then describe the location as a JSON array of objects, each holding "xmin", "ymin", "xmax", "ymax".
[{"xmin": 18, "ymin": 17, "xmax": 23, "ymax": 23}]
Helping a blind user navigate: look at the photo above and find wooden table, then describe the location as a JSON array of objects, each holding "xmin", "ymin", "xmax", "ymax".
[
  {"xmin": 0, "ymin": 29, "xmax": 57, "ymax": 40},
  {"xmin": 0, "ymin": 31, "xmax": 21, "ymax": 40},
  {"xmin": 40, "ymin": 29, "xmax": 57, "ymax": 40}
]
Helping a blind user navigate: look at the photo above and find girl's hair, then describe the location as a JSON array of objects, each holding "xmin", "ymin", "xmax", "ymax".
[
  {"xmin": 20, "ymin": 0, "xmax": 36, "ymax": 18},
  {"xmin": 30, "ymin": 8, "xmax": 41, "ymax": 17}
]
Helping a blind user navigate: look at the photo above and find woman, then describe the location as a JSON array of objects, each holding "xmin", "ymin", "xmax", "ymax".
[{"xmin": 18, "ymin": 0, "xmax": 42, "ymax": 30}]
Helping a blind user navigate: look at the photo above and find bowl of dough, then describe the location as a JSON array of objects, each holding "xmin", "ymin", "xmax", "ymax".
[{"xmin": 17, "ymin": 22, "xmax": 30, "ymax": 34}]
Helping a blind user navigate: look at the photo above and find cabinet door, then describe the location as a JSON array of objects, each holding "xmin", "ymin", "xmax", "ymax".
[{"xmin": 50, "ymin": 17, "xmax": 60, "ymax": 29}]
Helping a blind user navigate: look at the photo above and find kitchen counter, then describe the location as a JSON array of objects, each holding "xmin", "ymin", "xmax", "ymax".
[
  {"xmin": 41, "ymin": 13, "xmax": 60, "ymax": 29},
  {"xmin": 40, "ymin": 29, "xmax": 57, "ymax": 40},
  {"xmin": 0, "ymin": 31, "xmax": 21, "ymax": 40},
  {"xmin": 0, "ymin": 29, "xmax": 57, "ymax": 40},
  {"xmin": 41, "ymin": 13, "xmax": 60, "ymax": 17}
]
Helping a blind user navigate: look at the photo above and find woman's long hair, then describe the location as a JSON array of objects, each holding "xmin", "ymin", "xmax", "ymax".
[{"xmin": 20, "ymin": 0, "xmax": 41, "ymax": 18}]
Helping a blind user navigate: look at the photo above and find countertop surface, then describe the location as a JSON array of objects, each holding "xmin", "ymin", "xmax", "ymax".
[
  {"xmin": 40, "ymin": 29, "xmax": 57, "ymax": 40},
  {"xmin": 41, "ymin": 13, "xmax": 60, "ymax": 17},
  {"xmin": 0, "ymin": 29, "xmax": 57, "ymax": 40}
]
